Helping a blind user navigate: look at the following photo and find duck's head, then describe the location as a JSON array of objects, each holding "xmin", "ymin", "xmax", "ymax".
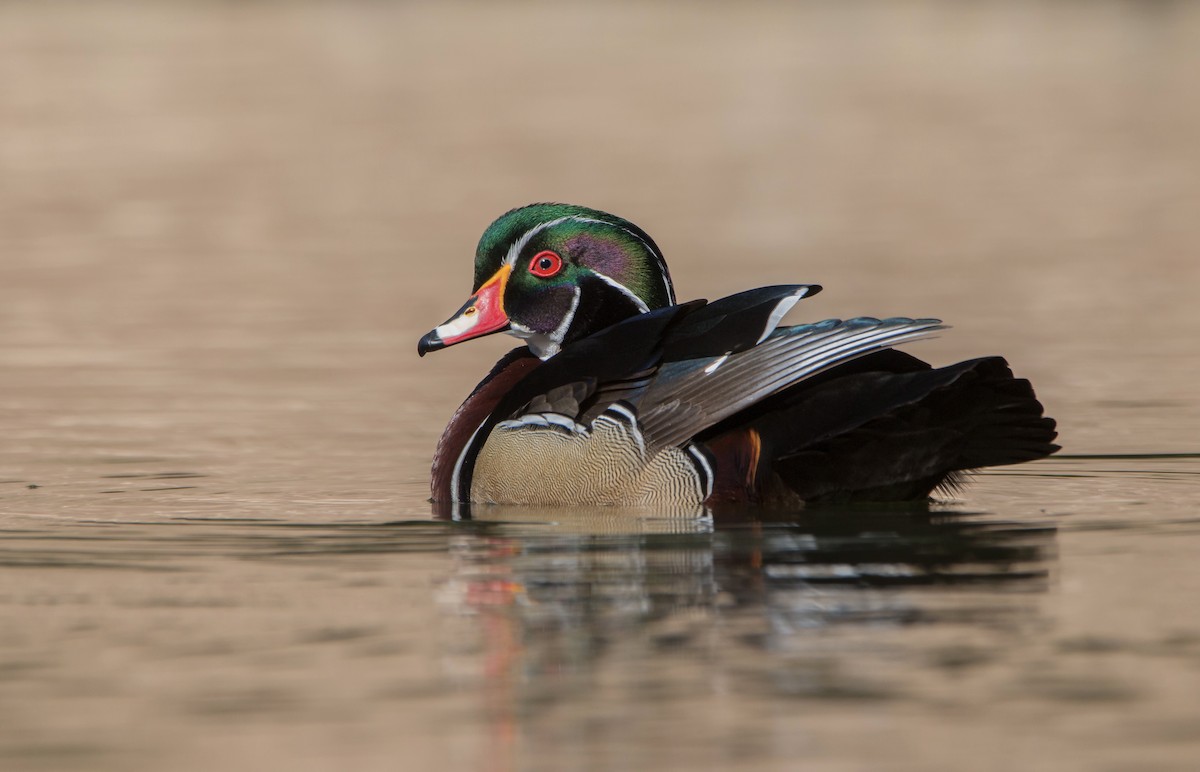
[{"xmin": 418, "ymin": 204, "xmax": 676, "ymax": 360}]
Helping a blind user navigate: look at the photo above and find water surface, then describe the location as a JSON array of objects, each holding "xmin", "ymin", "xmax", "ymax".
[{"xmin": 2, "ymin": 2, "xmax": 1199, "ymax": 770}]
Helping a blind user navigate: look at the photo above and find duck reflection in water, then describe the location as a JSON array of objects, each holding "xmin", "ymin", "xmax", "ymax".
[{"xmin": 434, "ymin": 503, "xmax": 1056, "ymax": 764}]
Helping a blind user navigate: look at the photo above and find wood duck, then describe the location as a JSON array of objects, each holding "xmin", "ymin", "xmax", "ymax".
[{"xmin": 419, "ymin": 204, "xmax": 1058, "ymax": 511}]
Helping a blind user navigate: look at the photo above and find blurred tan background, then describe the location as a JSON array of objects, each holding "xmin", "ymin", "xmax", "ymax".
[
  {"xmin": 4, "ymin": 6, "xmax": 1200, "ymax": 772},
  {"xmin": 2, "ymin": 1, "xmax": 1198, "ymax": 518}
]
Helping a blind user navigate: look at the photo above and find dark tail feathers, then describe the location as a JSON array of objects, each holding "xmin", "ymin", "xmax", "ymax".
[{"xmin": 709, "ymin": 354, "xmax": 1059, "ymax": 504}]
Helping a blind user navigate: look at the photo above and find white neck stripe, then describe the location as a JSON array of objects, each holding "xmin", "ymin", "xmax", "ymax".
[
  {"xmin": 545, "ymin": 286, "xmax": 582, "ymax": 355},
  {"xmin": 589, "ymin": 270, "xmax": 651, "ymax": 314}
]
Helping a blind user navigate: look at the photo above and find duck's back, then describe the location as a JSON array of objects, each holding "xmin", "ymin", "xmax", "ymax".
[{"xmin": 430, "ymin": 290, "xmax": 1056, "ymax": 508}]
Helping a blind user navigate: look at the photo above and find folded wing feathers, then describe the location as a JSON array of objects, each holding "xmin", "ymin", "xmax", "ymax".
[
  {"xmin": 526, "ymin": 380, "xmax": 593, "ymax": 418},
  {"xmin": 498, "ymin": 317, "xmax": 944, "ymax": 454},
  {"xmin": 637, "ymin": 317, "xmax": 944, "ymax": 452}
]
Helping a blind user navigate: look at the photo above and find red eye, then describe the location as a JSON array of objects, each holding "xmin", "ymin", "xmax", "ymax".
[{"xmin": 528, "ymin": 250, "xmax": 564, "ymax": 278}]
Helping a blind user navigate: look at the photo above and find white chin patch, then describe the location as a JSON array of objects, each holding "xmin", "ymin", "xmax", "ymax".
[
  {"xmin": 507, "ymin": 327, "xmax": 560, "ymax": 360},
  {"xmin": 507, "ymin": 285, "xmax": 579, "ymax": 360}
]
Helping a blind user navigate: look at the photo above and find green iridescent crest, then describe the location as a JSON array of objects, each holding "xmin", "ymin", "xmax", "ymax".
[{"xmin": 473, "ymin": 203, "xmax": 675, "ymax": 311}]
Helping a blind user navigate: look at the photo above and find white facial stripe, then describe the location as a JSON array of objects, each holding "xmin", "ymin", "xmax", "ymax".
[
  {"xmin": 504, "ymin": 215, "xmax": 576, "ymax": 267},
  {"xmin": 569, "ymin": 216, "xmax": 674, "ymax": 303},
  {"xmin": 569, "ymin": 217, "xmax": 661, "ymax": 261},
  {"xmin": 589, "ymin": 270, "xmax": 651, "ymax": 313},
  {"xmin": 505, "ymin": 214, "xmax": 675, "ymax": 305}
]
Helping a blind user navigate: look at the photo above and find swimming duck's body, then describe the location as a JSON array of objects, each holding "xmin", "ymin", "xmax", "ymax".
[{"xmin": 419, "ymin": 204, "xmax": 1058, "ymax": 509}]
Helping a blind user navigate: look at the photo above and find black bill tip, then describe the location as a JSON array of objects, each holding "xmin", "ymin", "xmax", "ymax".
[{"xmin": 417, "ymin": 330, "xmax": 444, "ymax": 357}]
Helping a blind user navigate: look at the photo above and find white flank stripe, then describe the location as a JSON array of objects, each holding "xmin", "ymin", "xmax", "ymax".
[
  {"xmin": 499, "ymin": 413, "xmax": 589, "ymax": 435},
  {"xmin": 451, "ymin": 421, "xmax": 488, "ymax": 503},
  {"xmin": 606, "ymin": 402, "xmax": 638, "ymax": 424},
  {"xmin": 600, "ymin": 404, "xmax": 648, "ymax": 460},
  {"xmin": 543, "ymin": 413, "xmax": 588, "ymax": 433},
  {"xmin": 686, "ymin": 445, "xmax": 714, "ymax": 500}
]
